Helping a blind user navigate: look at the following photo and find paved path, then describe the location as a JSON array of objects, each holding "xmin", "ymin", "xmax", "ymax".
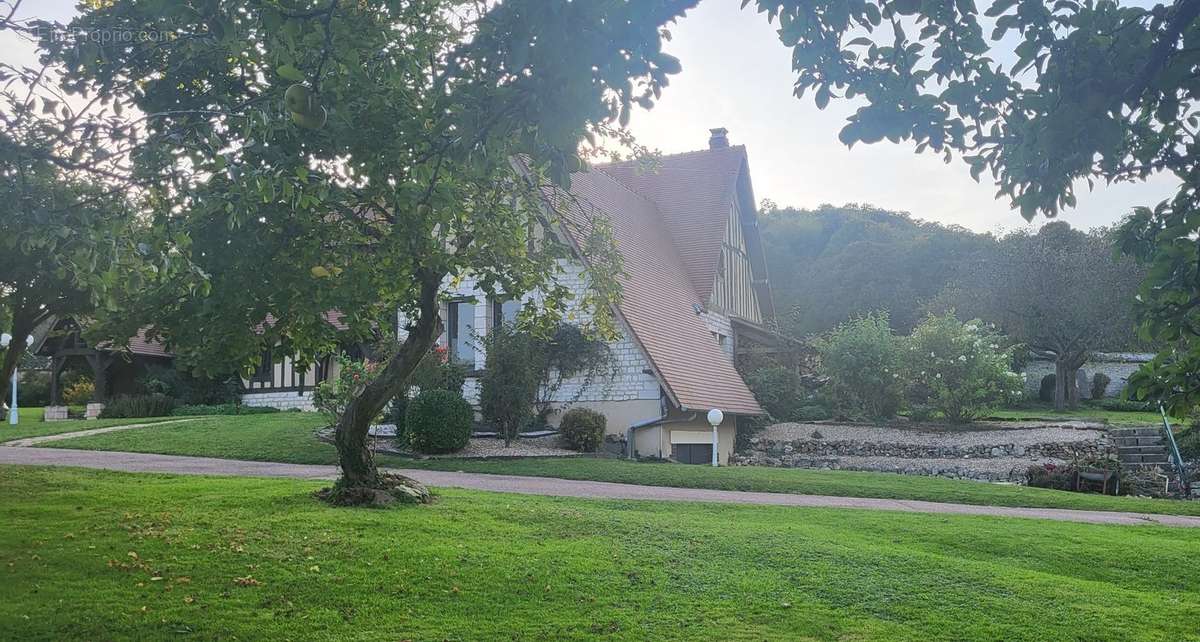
[
  {"xmin": 2, "ymin": 446, "xmax": 1198, "ymax": 527},
  {"xmin": 0, "ymin": 418, "xmax": 201, "ymax": 447}
]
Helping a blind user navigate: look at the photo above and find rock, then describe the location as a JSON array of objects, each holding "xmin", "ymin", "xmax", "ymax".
[{"xmin": 316, "ymin": 473, "xmax": 433, "ymax": 507}]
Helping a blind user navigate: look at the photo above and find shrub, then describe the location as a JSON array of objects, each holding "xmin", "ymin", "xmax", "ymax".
[
  {"xmin": 410, "ymin": 344, "xmax": 468, "ymax": 394},
  {"xmin": 1025, "ymin": 463, "xmax": 1074, "ymax": 491},
  {"xmin": 388, "ymin": 344, "xmax": 470, "ymax": 442},
  {"xmin": 534, "ymin": 324, "xmax": 612, "ymax": 424},
  {"xmin": 1025, "ymin": 459, "xmax": 1126, "ymax": 495},
  {"xmin": 138, "ymin": 365, "xmax": 240, "ymax": 405},
  {"xmin": 900, "ymin": 314, "xmax": 1023, "ymax": 423},
  {"xmin": 1038, "ymin": 374, "xmax": 1056, "ymax": 402},
  {"xmin": 99, "ymin": 394, "xmax": 177, "ymax": 419},
  {"xmin": 906, "ymin": 404, "xmax": 935, "ymax": 423},
  {"xmin": 16, "ymin": 370, "xmax": 50, "ymax": 406},
  {"xmin": 559, "ymin": 407, "xmax": 606, "ymax": 452},
  {"xmin": 172, "ymin": 403, "xmax": 280, "ymax": 416},
  {"xmin": 744, "ymin": 365, "xmax": 811, "ymax": 422},
  {"xmin": 1177, "ymin": 426, "xmax": 1200, "ymax": 461},
  {"xmin": 1096, "ymin": 397, "xmax": 1153, "ymax": 412},
  {"xmin": 405, "ymin": 390, "xmax": 473, "ymax": 454},
  {"xmin": 1091, "ymin": 372, "xmax": 1111, "ymax": 399},
  {"xmin": 794, "ymin": 404, "xmax": 832, "ymax": 422},
  {"xmin": 62, "ymin": 380, "xmax": 94, "ymax": 406},
  {"xmin": 812, "ymin": 312, "xmax": 903, "ymax": 420},
  {"xmin": 478, "ymin": 324, "xmax": 540, "ymax": 445}
]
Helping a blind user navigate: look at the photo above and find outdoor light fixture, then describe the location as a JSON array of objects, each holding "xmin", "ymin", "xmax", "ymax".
[
  {"xmin": 2, "ymin": 333, "xmax": 35, "ymax": 425},
  {"xmin": 707, "ymin": 408, "xmax": 724, "ymax": 467}
]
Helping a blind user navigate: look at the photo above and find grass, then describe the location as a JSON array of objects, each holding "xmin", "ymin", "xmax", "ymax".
[
  {"xmin": 0, "ymin": 407, "xmax": 188, "ymax": 442},
  {"xmin": 44, "ymin": 412, "xmax": 1200, "ymax": 517},
  {"xmin": 986, "ymin": 404, "xmax": 1164, "ymax": 426},
  {"xmin": 1, "ymin": 466, "xmax": 1198, "ymax": 641}
]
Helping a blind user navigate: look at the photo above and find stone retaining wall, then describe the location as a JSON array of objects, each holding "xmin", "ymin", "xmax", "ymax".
[
  {"xmin": 738, "ymin": 437, "xmax": 1112, "ymax": 462},
  {"xmin": 732, "ymin": 423, "xmax": 1118, "ymax": 483}
]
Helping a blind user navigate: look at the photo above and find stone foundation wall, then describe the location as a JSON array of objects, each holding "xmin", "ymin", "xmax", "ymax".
[{"xmin": 241, "ymin": 390, "xmax": 316, "ymax": 411}]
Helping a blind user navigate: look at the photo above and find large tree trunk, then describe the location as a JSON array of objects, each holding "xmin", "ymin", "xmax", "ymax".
[
  {"xmin": 1053, "ymin": 351, "xmax": 1088, "ymax": 411},
  {"xmin": 1053, "ymin": 359, "xmax": 1068, "ymax": 411},
  {"xmin": 332, "ymin": 272, "xmax": 443, "ymax": 490}
]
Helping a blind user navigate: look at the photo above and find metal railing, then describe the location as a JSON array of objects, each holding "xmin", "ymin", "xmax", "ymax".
[{"xmin": 1157, "ymin": 403, "xmax": 1190, "ymax": 493}]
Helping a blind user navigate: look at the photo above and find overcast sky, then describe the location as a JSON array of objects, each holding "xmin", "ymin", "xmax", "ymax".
[{"xmin": 3, "ymin": 0, "xmax": 1177, "ymax": 233}]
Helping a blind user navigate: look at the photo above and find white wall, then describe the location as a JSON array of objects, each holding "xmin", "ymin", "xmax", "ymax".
[{"xmin": 1021, "ymin": 353, "xmax": 1153, "ymax": 399}]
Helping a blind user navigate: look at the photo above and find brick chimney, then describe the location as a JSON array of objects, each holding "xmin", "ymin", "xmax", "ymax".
[{"xmin": 708, "ymin": 127, "xmax": 729, "ymax": 149}]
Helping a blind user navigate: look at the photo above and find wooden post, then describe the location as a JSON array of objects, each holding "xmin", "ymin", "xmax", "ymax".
[
  {"xmin": 49, "ymin": 356, "xmax": 64, "ymax": 405},
  {"xmin": 84, "ymin": 352, "xmax": 115, "ymax": 402}
]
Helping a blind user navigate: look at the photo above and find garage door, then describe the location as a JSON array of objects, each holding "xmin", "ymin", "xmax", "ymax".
[{"xmin": 672, "ymin": 443, "xmax": 713, "ymax": 465}]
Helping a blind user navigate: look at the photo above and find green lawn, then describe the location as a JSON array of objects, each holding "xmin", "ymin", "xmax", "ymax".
[
  {"xmin": 41, "ymin": 411, "xmax": 341, "ymax": 463},
  {"xmin": 44, "ymin": 412, "xmax": 1200, "ymax": 516},
  {"xmin": 1, "ymin": 466, "xmax": 1197, "ymax": 641},
  {"xmin": 986, "ymin": 405, "xmax": 1164, "ymax": 426},
  {"xmin": 0, "ymin": 407, "xmax": 188, "ymax": 442}
]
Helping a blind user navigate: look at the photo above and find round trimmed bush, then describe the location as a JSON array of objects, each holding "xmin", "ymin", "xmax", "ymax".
[
  {"xmin": 405, "ymin": 390, "xmax": 473, "ymax": 454},
  {"xmin": 1039, "ymin": 374, "xmax": 1056, "ymax": 402},
  {"xmin": 559, "ymin": 407, "xmax": 606, "ymax": 452}
]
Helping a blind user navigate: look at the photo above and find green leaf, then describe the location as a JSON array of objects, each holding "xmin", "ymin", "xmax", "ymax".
[{"xmin": 277, "ymin": 65, "xmax": 304, "ymax": 81}]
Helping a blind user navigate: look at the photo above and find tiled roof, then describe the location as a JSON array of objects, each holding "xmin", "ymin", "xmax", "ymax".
[
  {"xmin": 599, "ymin": 146, "xmax": 748, "ymax": 301},
  {"xmin": 124, "ymin": 328, "xmax": 172, "ymax": 358},
  {"xmin": 257, "ymin": 311, "xmax": 349, "ymax": 333},
  {"xmin": 553, "ymin": 167, "xmax": 763, "ymax": 416}
]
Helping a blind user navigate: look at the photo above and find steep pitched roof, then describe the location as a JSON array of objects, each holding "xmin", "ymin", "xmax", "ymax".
[
  {"xmin": 548, "ymin": 168, "xmax": 763, "ymax": 416},
  {"xmin": 599, "ymin": 146, "xmax": 749, "ymax": 302},
  {"xmin": 32, "ymin": 317, "xmax": 173, "ymax": 358}
]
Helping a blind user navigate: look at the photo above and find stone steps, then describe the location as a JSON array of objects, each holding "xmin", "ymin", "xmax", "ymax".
[{"xmin": 1109, "ymin": 427, "xmax": 1172, "ymax": 470}]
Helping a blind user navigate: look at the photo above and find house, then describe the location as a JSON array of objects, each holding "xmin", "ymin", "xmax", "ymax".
[
  {"xmin": 383, "ymin": 128, "xmax": 776, "ymax": 464},
  {"xmin": 42, "ymin": 130, "xmax": 776, "ymax": 464}
]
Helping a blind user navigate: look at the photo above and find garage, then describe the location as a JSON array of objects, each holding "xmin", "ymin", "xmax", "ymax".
[{"xmin": 670, "ymin": 430, "xmax": 713, "ymax": 465}]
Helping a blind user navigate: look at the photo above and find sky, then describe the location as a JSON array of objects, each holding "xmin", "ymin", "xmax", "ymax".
[{"xmin": 2, "ymin": 0, "xmax": 1178, "ymax": 234}]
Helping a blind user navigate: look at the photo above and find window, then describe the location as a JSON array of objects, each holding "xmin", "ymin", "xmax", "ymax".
[
  {"xmin": 447, "ymin": 300, "xmax": 476, "ymax": 365},
  {"xmin": 492, "ymin": 298, "xmax": 521, "ymax": 328},
  {"xmin": 252, "ymin": 350, "xmax": 273, "ymax": 384}
]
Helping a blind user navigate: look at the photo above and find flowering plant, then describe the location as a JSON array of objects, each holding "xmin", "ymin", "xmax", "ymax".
[
  {"xmin": 901, "ymin": 313, "xmax": 1023, "ymax": 423},
  {"xmin": 313, "ymin": 356, "xmax": 383, "ymax": 425}
]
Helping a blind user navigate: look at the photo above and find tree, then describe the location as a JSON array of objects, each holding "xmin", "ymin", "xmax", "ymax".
[
  {"xmin": 0, "ymin": 147, "xmax": 150, "ymax": 411},
  {"xmin": 26, "ymin": 0, "xmax": 692, "ymax": 498},
  {"xmin": 746, "ymin": 0, "xmax": 1200, "ymax": 414},
  {"xmin": 934, "ymin": 222, "xmax": 1143, "ymax": 409},
  {"xmin": 759, "ymin": 204, "xmax": 992, "ymax": 337}
]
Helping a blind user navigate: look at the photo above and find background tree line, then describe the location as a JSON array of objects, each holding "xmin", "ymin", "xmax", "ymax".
[{"xmin": 760, "ymin": 204, "xmax": 1147, "ymax": 409}]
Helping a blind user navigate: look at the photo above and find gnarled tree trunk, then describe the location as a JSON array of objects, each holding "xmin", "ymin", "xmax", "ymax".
[
  {"xmin": 332, "ymin": 271, "xmax": 443, "ymax": 491},
  {"xmin": 1053, "ymin": 350, "xmax": 1088, "ymax": 411}
]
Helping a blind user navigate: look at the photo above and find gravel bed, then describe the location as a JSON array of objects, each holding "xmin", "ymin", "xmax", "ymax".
[
  {"xmin": 422, "ymin": 436, "xmax": 578, "ymax": 459},
  {"xmin": 764, "ymin": 422, "xmax": 1106, "ymax": 447},
  {"xmin": 317, "ymin": 427, "xmax": 579, "ymax": 458}
]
